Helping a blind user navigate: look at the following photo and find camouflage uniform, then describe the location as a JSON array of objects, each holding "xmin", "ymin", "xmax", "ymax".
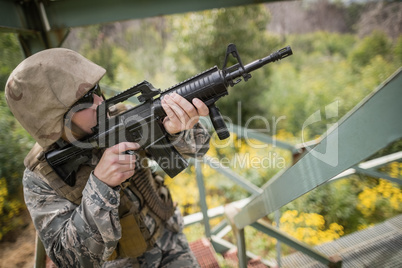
[
  {"xmin": 23, "ymin": 126, "xmax": 209, "ymax": 268},
  {"xmin": 5, "ymin": 48, "xmax": 210, "ymax": 267}
]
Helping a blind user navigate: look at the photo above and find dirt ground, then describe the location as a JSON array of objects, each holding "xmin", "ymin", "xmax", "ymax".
[{"xmin": 0, "ymin": 210, "xmax": 36, "ymax": 268}]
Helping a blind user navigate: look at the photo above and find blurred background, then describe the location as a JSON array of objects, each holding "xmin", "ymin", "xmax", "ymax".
[{"xmin": 0, "ymin": 0, "xmax": 401, "ymax": 267}]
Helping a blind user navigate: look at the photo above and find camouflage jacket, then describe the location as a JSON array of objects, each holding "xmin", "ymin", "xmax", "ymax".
[{"xmin": 23, "ymin": 123, "xmax": 210, "ymax": 267}]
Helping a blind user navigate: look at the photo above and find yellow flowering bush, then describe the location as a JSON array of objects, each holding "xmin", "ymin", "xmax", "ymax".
[
  {"xmin": 167, "ymin": 129, "xmax": 296, "ymax": 242},
  {"xmin": 0, "ymin": 177, "xmax": 24, "ymax": 240},
  {"xmin": 278, "ymin": 210, "xmax": 344, "ymax": 246},
  {"xmin": 357, "ymin": 162, "xmax": 402, "ymax": 217},
  {"xmin": 357, "ymin": 187, "xmax": 378, "ymax": 217},
  {"xmin": 207, "ymin": 131, "xmax": 293, "ymax": 188},
  {"xmin": 165, "ymin": 166, "xmax": 200, "ymax": 216},
  {"xmin": 357, "ymin": 162, "xmax": 402, "ymax": 218}
]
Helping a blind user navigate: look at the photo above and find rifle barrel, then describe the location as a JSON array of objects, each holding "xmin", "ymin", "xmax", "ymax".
[{"xmin": 225, "ymin": 46, "xmax": 292, "ymax": 84}]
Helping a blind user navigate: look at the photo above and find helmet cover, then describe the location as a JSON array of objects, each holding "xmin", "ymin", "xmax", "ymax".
[{"xmin": 5, "ymin": 48, "xmax": 106, "ymax": 147}]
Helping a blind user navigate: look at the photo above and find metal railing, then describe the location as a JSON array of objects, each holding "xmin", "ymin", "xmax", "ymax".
[{"xmin": 183, "ymin": 68, "xmax": 402, "ymax": 267}]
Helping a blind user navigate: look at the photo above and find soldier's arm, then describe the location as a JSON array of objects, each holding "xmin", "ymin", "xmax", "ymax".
[
  {"xmin": 168, "ymin": 122, "xmax": 211, "ymax": 158},
  {"xmin": 160, "ymin": 93, "xmax": 210, "ymax": 158},
  {"xmin": 23, "ymin": 168, "xmax": 121, "ymax": 266}
]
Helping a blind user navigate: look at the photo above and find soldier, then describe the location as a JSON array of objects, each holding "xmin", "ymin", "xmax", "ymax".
[{"xmin": 5, "ymin": 48, "xmax": 211, "ymax": 267}]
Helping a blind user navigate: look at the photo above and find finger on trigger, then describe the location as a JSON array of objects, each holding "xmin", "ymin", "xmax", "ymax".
[{"xmin": 112, "ymin": 142, "xmax": 140, "ymax": 154}]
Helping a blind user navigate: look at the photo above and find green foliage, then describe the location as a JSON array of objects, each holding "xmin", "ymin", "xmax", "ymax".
[
  {"xmin": 0, "ymin": 177, "xmax": 24, "ymax": 240},
  {"xmin": 167, "ymin": 10, "xmax": 400, "ymax": 139},
  {"xmin": 0, "ymin": 34, "xmax": 23, "ymax": 91},
  {"xmin": 284, "ymin": 177, "xmax": 363, "ymax": 234},
  {"xmin": 0, "ymin": 91, "xmax": 33, "ymax": 240},
  {"xmin": 65, "ymin": 19, "xmax": 178, "ymax": 91},
  {"xmin": 167, "ymin": 4, "xmax": 278, "ymax": 127},
  {"xmin": 263, "ymin": 30, "xmax": 400, "ymax": 138},
  {"xmin": 0, "ymin": 95, "xmax": 33, "ymax": 190},
  {"xmin": 121, "ymin": 20, "xmax": 167, "ymax": 77},
  {"xmin": 349, "ymin": 30, "xmax": 393, "ymax": 68},
  {"xmin": 169, "ymin": 5, "xmax": 273, "ymax": 66},
  {"xmin": 0, "ymin": 34, "xmax": 33, "ymax": 240},
  {"xmin": 395, "ymin": 35, "xmax": 402, "ymax": 65},
  {"xmin": 77, "ymin": 25, "xmax": 121, "ymax": 83},
  {"xmin": 287, "ymin": 32, "xmax": 356, "ymax": 59}
]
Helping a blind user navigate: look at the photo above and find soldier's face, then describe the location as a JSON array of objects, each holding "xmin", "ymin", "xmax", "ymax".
[{"xmin": 71, "ymin": 94, "xmax": 104, "ymax": 134}]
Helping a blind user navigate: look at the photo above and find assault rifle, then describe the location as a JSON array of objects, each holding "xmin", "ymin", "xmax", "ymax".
[{"xmin": 45, "ymin": 44, "xmax": 293, "ymax": 186}]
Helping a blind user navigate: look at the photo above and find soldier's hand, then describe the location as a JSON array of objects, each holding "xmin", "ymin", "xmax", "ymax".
[
  {"xmin": 161, "ymin": 93, "xmax": 209, "ymax": 135},
  {"xmin": 94, "ymin": 142, "xmax": 140, "ymax": 187}
]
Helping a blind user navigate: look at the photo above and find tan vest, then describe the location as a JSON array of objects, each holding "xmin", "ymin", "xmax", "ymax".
[{"xmin": 24, "ymin": 142, "xmax": 175, "ymax": 260}]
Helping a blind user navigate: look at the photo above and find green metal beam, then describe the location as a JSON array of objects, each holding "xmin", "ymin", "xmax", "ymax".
[
  {"xmin": 329, "ymin": 151, "xmax": 402, "ymax": 182},
  {"xmin": 210, "ymin": 235, "xmax": 277, "ymax": 267},
  {"xmin": 251, "ymin": 220, "xmax": 341, "ymax": 267},
  {"xmin": 229, "ymin": 123, "xmax": 298, "ymax": 153},
  {"xmin": 34, "ymin": 235, "xmax": 46, "ymax": 268},
  {"xmin": 203, "ymin": 155, "xmax": 263, "ymax": 195},
  {"xmin": 0, "ymin": 0, "xmax": 278, "ymax": 56},
  {"xmin": 195, "ymin": 160, "xmax": 212, "ymax": 238},
  {"xmin": 0, "ymin": 0, "xmax": 71, "ymax": 56},
  {"xmin": 0, "ymin": 0, "xmax": 29, "ymax": 33},
  {"xmin": 42, "ymin": 0, "xmax": 276, "ymax": 28},
  {"xmin": 183, "ymin": 198, "xmax": 251, "ymax": 226},
  {"xmin": 234, "ymin": 68, "xmax": 402, "ymax": 230},
  {"xmin": 225, "ymin": 204, "xmax": 248, "ymax": 268},
  {"xmin": 354, "ymin": 166, "xmax": 402, "ymax": 186}
]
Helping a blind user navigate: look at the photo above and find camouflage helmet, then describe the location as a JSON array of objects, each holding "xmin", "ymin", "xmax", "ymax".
[{"xmin": 5, "ymin": 48, "xmax": 106, "ymax": 148}]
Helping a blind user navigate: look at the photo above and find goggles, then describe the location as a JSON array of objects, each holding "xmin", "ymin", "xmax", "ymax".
[
  {"xmin": 71, "ymin": 84, "xmax": 103, "ymax": 112},
  {"xmin": 64, "ymin": 84, "xmax": 103, "ymax": 119},
  {"xmin": 76, "ymin": 84, "xmax": 102, "ymax": 105}
]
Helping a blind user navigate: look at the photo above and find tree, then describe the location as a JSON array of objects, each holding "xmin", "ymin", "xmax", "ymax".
[
  {"xmin": 0, "ymin": 34, "xmax": 33, "ymax": 240},
  {"xmin": 0, "ymin": 93, "xmax": 33, "ymax": 240},
  {"xmin": 167, "ymin": 4, "xmax": 279, "ymax": 128},
  {"xmin": 0, "ymin": 34, "xmax": 23, "ymax": 92},
  {"xmin": 349, "ymin": 30, "xmax": 393, "ymax": 68}
]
